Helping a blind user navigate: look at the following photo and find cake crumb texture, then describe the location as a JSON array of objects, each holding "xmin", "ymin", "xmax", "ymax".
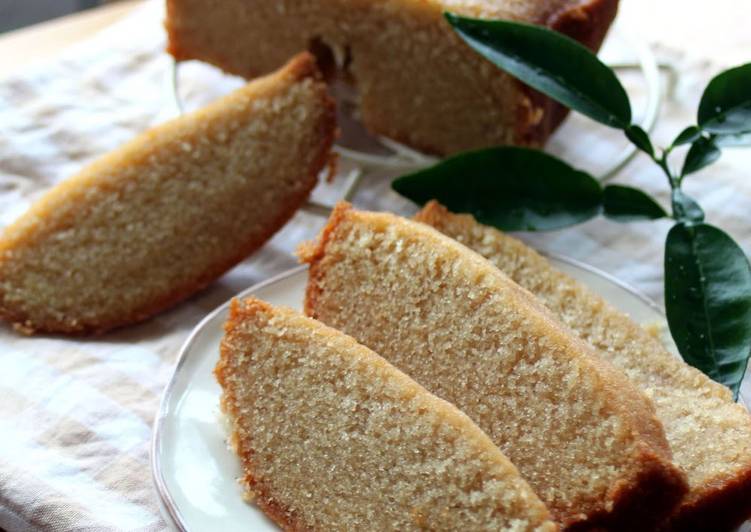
[
  {"xmin": 0, "ymin": 52, "xmax": 336, "ymax": 335},
  {"xmin": 165, "ymin": 0, "xmax": 618, "ymax": 155},
  {"xmin": 416, "ymin": 201, "xmax": 751, "ymax": 531},
  {"xmin": 216, "ymin": 297, "xmax": 558, "ymax": 532},
  {"xmin": 300, "ymin": 203, "xmax": 687, "ymax": 530}
]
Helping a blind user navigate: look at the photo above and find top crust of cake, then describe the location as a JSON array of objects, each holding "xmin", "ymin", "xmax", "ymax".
[
  {"xmin": 415, "ymin": 200, "xmax": 751, "ymax": 531},
  {"xmin": 216, "ymin": 297, "xmax": 558, "ymax": 531}
]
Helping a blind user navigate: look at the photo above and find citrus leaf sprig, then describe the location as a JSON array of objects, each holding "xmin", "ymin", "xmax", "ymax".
[{"xmin": 392, "ymin": 15, "xmax": 751, "ymax": 399}]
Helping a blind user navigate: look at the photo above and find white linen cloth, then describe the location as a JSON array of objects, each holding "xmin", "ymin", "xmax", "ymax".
[{"xmin": 0, "ymin": 1, "xmax": 749, "ymax": 530}]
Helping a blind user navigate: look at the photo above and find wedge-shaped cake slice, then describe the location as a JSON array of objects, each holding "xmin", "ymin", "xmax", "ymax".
[
  {"xmin": 299, "ymin": 203, "xmax": 687, "ymax": 530},
  {"xmin": 416, "ymin": 201, "xmax": 751, "ymax": 531},
  {"xmin": 0, "ymin": 53, "xmax": 335, "ymax": 335},
  {"xmin": 216, "ymin": 297, "xmax": 558, "ymax": 532},
  {"xmin": 166, "ymin": 0, "xmax": 618, "ymax": 155}
]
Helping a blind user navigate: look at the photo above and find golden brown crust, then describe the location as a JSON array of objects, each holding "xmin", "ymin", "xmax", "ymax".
[
  {"xmin": 515, "ymin": 0, "xmax": 620, "ymax": 146},
  {"xmin": 164, "ymin": 0, "xmax": 190, "ymax": 63},
  {"xmin": 298, "ymin": 202, "xmax": 354, "ymax": 320},
  {"xmin": 301, "ymin": 203, "xmax": 686, "ymax": 530},
  {"xmin": 566, "ymin": 449, "xmax": 687, "ymax": 531},
  {"xmin": 0, "ymin": 53, "xmax": 337, "ymax": 336},
  {"xmin": 215, "ymin": 300, "xmax": 310, "ymax": 532},
  {"xmin": 549, "ymin": 0, "xmax": 620, "ymax": 50},
  {"xmin": 214, "ymin": 301, "xmax": 307, "ymax": 531},
  {"xmin": 664, "ymin": 463, "xmax": 751, "ymax": 531}
]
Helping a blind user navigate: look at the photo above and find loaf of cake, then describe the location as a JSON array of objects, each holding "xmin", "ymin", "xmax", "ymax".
[
  {"xmin": 216, "ymin": 297, "xmax": 558, "ymax": 531},
  {"xmin": 166, "ymin": 0, "xmax": 618, "ymax": 155},
  {"xmin": 0, "ymin": 53, "xmax": 335, "ymax": 335},
  {"xmin": 298, "ymin": 203, "xmax": 687, "ymax": 530},
  {"xmin": 415, "ymin": 200, "xmax": 751, "ymax": 531}
]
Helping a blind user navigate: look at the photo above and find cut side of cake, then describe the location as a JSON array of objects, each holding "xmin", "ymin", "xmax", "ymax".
[
  {"xmin": 299, "ymin": 203, "xmax": 687, "ymax": 531},
  {"xmin": 415, "ymin": 200, "xmax": 751, "ymax": 532},
  {"xmin": 216, "ymin": 297, "xmax": 558, "ymax": 532},
  {"xmin": 166, "ymin": 0, "xmax": 618, "ymax": 155},
  {"xmin": 0, "ymin": 52, "xmax": 336, "ymax": 335}
]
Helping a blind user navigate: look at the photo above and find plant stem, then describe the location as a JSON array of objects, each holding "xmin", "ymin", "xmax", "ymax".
[
  {"xmin": 656, "ymin": 151, "xmax": 679, "ymax": 190},
  {"xmin": 654, "ymin": 148, "xmax": 685, "ymax": 221}
]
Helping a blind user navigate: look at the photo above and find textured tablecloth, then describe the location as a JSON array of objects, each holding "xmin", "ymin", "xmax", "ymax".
[{"xmin": 0, "ymin": 1, "xmax": 749, "ymax": 530}]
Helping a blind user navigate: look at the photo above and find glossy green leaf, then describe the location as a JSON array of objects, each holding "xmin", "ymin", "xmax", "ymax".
[
  {"xmin": 602, "ymin": 185, "xmax": 667, "ymax": 222},
  {"xmin": 392, "ymin": 147, "xmax": 602, "ymax": 231},
  {"xmin": 445, "ymin": 13, "xmax": 632, "ymax": 129},
  {"xmin": 681, "ymin": 136, "xmax": 721, "ymax": 177},
  {"xmin": 698, "ymin": 63, "xmax": 751, "ymax": 135},
  {"xmin": 671, "ymin": 189, "xmax": 705, "ymax": 223},
  {"xmin": 716, "ymin": 131, "xmax": 751, "ymax": 147},
  {"xmin": 625, "ymin": 125, "xmax": 654, "ymax": 157},
  {"xmin": 672, "ymin": 126, "xmax": 701, "ymax": 147},
  {"xmin": 665, "ymin": 222, "xmax": 751, "ymax": 399}
]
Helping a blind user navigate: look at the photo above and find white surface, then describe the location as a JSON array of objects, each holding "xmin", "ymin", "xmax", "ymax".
[{"xmin": 152, "ymin": 259, "xmax": 675, "ymax": 531}]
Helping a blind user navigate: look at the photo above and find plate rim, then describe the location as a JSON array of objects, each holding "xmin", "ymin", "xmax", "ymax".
[
  {"xmin": 150, "ymin": 256, "xmax": 664, "ymax": 531},
  {"xmin": 150, "ymin": 264, "xmax": 308, "ymax": 532}
]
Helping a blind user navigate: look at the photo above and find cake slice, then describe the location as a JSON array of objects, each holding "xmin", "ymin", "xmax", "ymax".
[
  {"xmin": 216, "ymin": 297, "xmax": 558, "ymax": 532},
  {"xmin": 299, "ymin": 203, "xmax": 687, "ymax": 530},
  {"xmin": 415, "ymin": 200, "xmax": 751, "ymax": 531},
  {"xmin": 0, "ymin": 52, "xmax": 335, "ymax": 335},
  {"xmin": 166, "ymin": 0, "xmax": 618, "ymax": 155}
]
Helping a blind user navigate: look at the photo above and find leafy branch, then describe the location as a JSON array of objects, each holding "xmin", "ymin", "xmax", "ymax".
[{"xmin": 392, "ymin": 15, "xmax": 751, "ymax": 399}]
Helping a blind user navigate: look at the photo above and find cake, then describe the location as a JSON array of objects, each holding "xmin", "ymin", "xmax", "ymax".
[
  {"xmin": 298, "ymin": 203, "xmax": 687, "ymax": 530},
  {"xmin": 0, "ymin": 53, "xmax": 336, "ymax": 335},
  {"xmin": 216, "ymin": 297, "xmax": 558, "ymax": 531},
  {"xmin": 415, "ymin": 200, "xmax": 751, "ymax": 531},
  {"xmin": 165, "ymin": 0, "xmax": 618, "ymax": 155}
]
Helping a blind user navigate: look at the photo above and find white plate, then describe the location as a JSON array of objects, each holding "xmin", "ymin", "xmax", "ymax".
[{"xmin": 152, "ymin": 256, "xmax": 701, "ymax": 531}]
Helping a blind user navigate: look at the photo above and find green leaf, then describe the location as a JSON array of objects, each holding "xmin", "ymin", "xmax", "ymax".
[
  {"xmin": 392, "ymin": 147, "xmax": 602, "ymax": 231},
  {"xmin": 681, "ymin": 136, "xmax": 721, "ymax": 177},
  {"xmin": 672, "ymin": 126, "xmax": 701, "ymax": 147},
  {"xmin": 624, "ymin": 125, "xmax": 654, "ymax": 157},
  {"xmin": 445, "ymin": 13, "xmax": 632, "ymax": 129},
  {"xmin": 672, "ymin": 189, "xmax": 705, "ymax": 223},
  {"xmin": 698, "ymin": 63, "xmax": 751, "ymax": 135},
  {"xmin": 716, "ymin": 131, "xmax": 751, "ymax": 147},
  {"xmin": 602, "ymin": 185, "xmax": 667, "ymax": 222},
  {"xmin": 665, "ymin": 222, "xmax": 751, "ymax": 399}
]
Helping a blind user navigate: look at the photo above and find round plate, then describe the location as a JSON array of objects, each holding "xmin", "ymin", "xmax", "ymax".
[{"xmin": 151, "ymin": 256, "xmax": 698, "ymax": 531}]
